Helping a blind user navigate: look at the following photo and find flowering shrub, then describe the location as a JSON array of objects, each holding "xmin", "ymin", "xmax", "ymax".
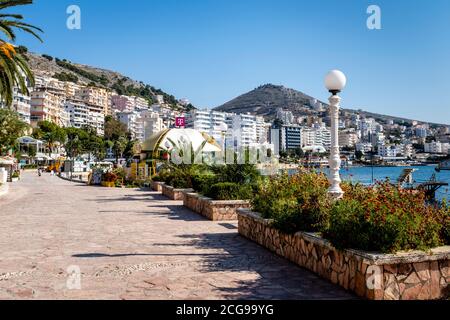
[
  {"xmin": 324, "ymin": 182, "xmax": 449, "ymax": 253},
  {"xmin": 251, "ymin": 170, "xmax": 331, "ymax": 233}
]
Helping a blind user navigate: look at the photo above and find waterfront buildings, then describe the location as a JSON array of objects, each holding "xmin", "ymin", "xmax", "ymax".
[
  {"xmin": 424, "ymin": 141, "xmax": 450, "ymax": 154},
  {"xmin": 186, "ymin": 110, "xmax": 269, "ymax": 149}
]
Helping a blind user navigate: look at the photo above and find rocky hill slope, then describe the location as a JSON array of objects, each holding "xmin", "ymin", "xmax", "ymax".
[
  {"xmin": 215, "ymin": 83, "xmax": 447, "ymax": 126},
  {"xmin": 23, "ymin": 51, "xmax": 187, "ymax": 109}
]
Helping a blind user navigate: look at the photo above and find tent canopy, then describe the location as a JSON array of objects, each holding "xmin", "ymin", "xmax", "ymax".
[{"xmin": 142, "ymin": 129, "xmax": 222, "ymax": 155}]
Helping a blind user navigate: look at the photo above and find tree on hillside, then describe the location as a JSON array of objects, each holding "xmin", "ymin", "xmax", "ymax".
[
  {"xmin": 0, "ymin": 0, "xmax": 43, "ymax": 106},
  {"xmin": 0, "ymin": 108, "xmax": 28, "ymax": 155}
]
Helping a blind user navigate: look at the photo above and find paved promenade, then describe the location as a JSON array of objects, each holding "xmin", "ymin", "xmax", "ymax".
[{"xmin": 0, "ymin": 172, "xmax": 354, "ymax": 300}]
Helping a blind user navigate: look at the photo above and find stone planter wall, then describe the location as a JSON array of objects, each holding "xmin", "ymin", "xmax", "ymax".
[
  {"xmin": 183, "ymin": 192, "xmax": 251, "ymax": 221},
  {"xmin": 161, "ymin": 184, "xmax": 193, "ymax": 201},
  {"xmin": 237, "ymin": 209, "xmax": 449, "ymax": 300},
  {"xmin": 151, "ymin": 181, "xmax": 164, "ymax": 192}
]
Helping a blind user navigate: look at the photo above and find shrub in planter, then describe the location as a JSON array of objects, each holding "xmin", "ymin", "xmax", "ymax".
[
  {"xmin": 251, "ymin": 170, "xmax": 330, "ymax": 234},
  {"xmin": 211, "ymin": 164, "xmax": 260, "ymax": 184},
  {"xmin": 324, "ymin": 182, "xmax": 449, "ymax": 253},
  {"xmin": 154, "ymin": 164, "xmax": 212, "ymax": 189},
  {"xmin": 205, "ymin": 182, "xmax": 254, "ymax": 200},
  {"xmin": 191, "ymin": 173, "xmax": 218, "ymax": 195}
]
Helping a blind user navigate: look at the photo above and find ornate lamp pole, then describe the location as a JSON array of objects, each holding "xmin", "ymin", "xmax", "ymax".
[{"xmin": 324, "ymin": 70, "xmax": 347, "ymax": 199}]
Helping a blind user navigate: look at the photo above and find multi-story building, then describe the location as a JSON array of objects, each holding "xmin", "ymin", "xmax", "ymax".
[
  {"xmin": 339, "ymin": 129, "xmax": 359, "ymax": 147},
  {"xmin": 139, "ymin": 111, "xmax": 165, "ymax": 141},
  {"xmin": 117, "ymin": 112, "xmax": 144, "ymax": 142},
  {"xmin": 111, "ymin": 95, "xmax": 135, "ymax": 113},
  {"xmin": 11, "ymin": 87, "xmax": 31, "ymax": 124},
  {"xmin": 78, "ymin": 87, "xmax": 110, "ymax": 115},
  {"xmin": 356, "ymin": 142, "xmax": 373, "ymax": 154},
  {"xmin": 280, "ymin": 125, "xmax": 302, "ymax": 151},
  {"xmin": 65, "ymin": 99, "xmax": 105, "ymax": 136},
  {"xmin": 186, "ymin": 109, "xmax": 229, "ymax": 144},
  {"xmin": 30, "ymin": 88, "xmax": 68, "ymax": 127},
  {"xmin": 63, "ymin": 82, "xmax": 83, "ymax": 98},
  {"xmin": 275, "ymin": 108, "xmax": 294, "ymax": 125},
  {"xmin": 378, "ymin": 143, "xmax": 398, "ymax": 158},
  {"xmin": 398, "ymin": 143, "xmax": 413, "ymax": 158},
  {"xmin": 229, "ymin": 113, "xmax": 258, "ymax": 148},
  {"xmin": 255, "ymin": 116, "xmax": 269, "ymax": 144},
  {"xmin": 424, "ymin": 141, "xmax": 450, "ymax": 154},
  {"xmin": 415, "ymin": 127, "xmax": 428, "ymax": 138},
  {"xmin": 301, "ymin": 125, "xmax": 331, "ymax": 150}
]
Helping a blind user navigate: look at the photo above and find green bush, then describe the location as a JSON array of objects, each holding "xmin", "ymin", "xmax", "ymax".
[
  {"xmin": 211, "ymin": 164, "xmax": 260, "ymax": 184},
  {"xmin": 323, "ymin": 182, "xmax": 448, "ymax": 253},
  {"xmin": 251, "ymin": 170, "xmax": 331, "ymax": 234},
  {"xmin": 206, "ymin": 182, "xmax": 254, "ymax": 200},
  {"xmin": 191, "ymin": 173, "xmax": 218, "ymax": 195}
]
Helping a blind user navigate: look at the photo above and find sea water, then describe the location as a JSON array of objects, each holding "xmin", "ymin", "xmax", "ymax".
[{"xmin": 287, "ymin": 165, "xmax": 450, "ymax": 202}]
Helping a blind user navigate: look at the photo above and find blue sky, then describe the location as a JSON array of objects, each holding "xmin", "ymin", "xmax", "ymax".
[{"xmin": 11, "ymin": 0, "xmax": 450, "ymax": 124}]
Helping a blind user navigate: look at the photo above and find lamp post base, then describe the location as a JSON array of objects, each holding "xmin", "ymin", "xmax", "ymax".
[{"xmin": 328, "ymin": 189, "xmax": 344, "ymax": 200}]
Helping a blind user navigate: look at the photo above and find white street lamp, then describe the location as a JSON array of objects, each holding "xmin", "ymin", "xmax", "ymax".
[{"xmin": 324, "ymin": 70, "xmax": 347, "ymax": 199}]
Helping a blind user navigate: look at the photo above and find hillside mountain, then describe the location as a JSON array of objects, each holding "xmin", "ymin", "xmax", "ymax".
[
  {"xmin": 215, "ymin": 84, "xmax": 448, "ymax": 126},
  {"xmin": 215, "ymin": 84, "xmax": 325, "ymax": 118},
  {"xmin": 22, "ymin": 50, "xmax": 189, "ymax": 110}
]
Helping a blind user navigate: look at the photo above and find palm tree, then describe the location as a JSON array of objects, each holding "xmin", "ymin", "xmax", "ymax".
[{"xmin": 0, "ymin": 0, "xmax": 43, "ymax": 106}]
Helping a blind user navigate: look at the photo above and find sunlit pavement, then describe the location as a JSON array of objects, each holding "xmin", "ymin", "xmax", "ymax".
[{"xmin": 0, "ymin": 172, "xmax": 354, "ymax": 300}]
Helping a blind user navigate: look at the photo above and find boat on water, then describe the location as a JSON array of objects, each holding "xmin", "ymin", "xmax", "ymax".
[{"xmin": 436, "ymin": 159, "xmax": 450, "ymax": 172}]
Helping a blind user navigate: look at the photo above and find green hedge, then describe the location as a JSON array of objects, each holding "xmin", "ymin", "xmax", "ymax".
[{"xmin": 205, "ymin": 182, "xmax": 254, "ymax": 201}]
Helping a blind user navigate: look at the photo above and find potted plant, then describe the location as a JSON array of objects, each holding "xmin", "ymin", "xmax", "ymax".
[
  {"xmin": 101, "ymin": 172, "xmax": 118, "ymax": 188},
  {"xmin": 11, "ymin": 171, "xmax": 20, "ymax": 182}
]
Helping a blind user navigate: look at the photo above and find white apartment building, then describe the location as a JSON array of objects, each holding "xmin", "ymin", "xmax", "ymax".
[
  {"xmin": 11, "ymin": 87, "xmax": 31, "ymax": 124},
  {"xmin": 356, "ymin": 142, "xmax": 373, "ymax": 154},
  {"xmin": 229, "ymin": 114, "xmax": 259, "ymax": 148},
  {"xmin": 398, "ymin": 144, "xmax": 413, "ymax": 157},
  {"xmin": 65, "ymin": 99, "xmax": 105, "ymax": 136},
  {"xmin": 301, "ymin": 125, "xmax": 331, "ymax": 150},
  {"xmin": 275, "ymin": 108, "xmax": 294, "ymax": 125},
  {"xmin": 424, "ymin": 141, "xmax": 450, "ymax": 154},
  {"xmin": 139, "ymin": 111, "xmax": 165, "ymax": 141},
  {"xmin": 186, "ymin": 110, "xmax": 270, "ymax": 149},
  {"xmin": 186, "ymin": 109, "xmax": 229, "ymax": 144},
  {"xmin": 117, "ymin": 112, "xmax": 144, "ymax": 142},
  {"xmin": 378, "ymin": 144, "xmax": 398, "ymax": 158}
]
